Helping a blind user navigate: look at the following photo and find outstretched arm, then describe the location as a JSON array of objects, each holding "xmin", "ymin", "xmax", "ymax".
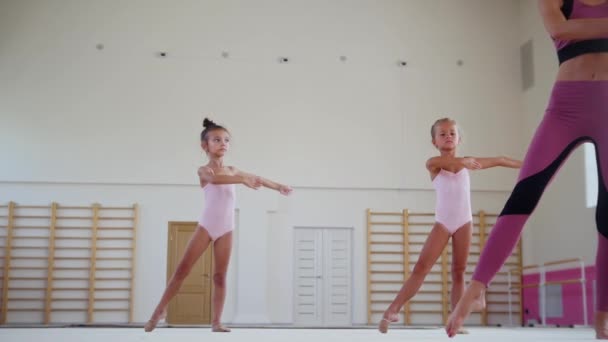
[
  {"xmin": 231, "ymin": 167, "xmax": 292, "ymax": 195},
  {"xmin": 475, "ymin": 156, "xmax": 522, "ymax": 170},
  {"xmin": 426, "ymin": 156, "xmax": 481, "ymax": 174},
  {"xmin": 198, "ymin": 166, "xmax": 262, "ymax": 189},
  {"xmin": 198, "ymin": 166, "xmax": 243, "ymax": 185}
]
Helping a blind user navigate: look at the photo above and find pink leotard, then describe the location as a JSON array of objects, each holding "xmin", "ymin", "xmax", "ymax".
[
  {"xmin": 432, "ymin": 168, "xmax": 473, "ymax": 234},
  {"xmin": 198, "ymin": 183, "xmax": 236, "ymax": 240}
]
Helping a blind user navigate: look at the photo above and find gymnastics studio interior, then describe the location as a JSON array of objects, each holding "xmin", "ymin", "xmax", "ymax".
[{"xmin": 1, "ymin": 0, "xmax": 606, "ymax": 341}]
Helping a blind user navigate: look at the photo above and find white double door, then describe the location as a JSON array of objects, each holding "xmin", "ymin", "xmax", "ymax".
[{"xmin": 294, "ymin": 227, "xmax": 352, "ymax": 326}]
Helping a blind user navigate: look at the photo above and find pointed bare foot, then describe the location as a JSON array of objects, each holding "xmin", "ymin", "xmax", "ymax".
[
  {"xmin": 378, "ymin": 310, "xmax": 399, "ymax": 334},
  {"xmin": 144, "ymin": 308, "xmax": 167, "ymax": 332},
  {"xmin": 212, "ymin": 324, "xmax": 231, "ymax": 332},
  {"xmin": 446, "ymin": 313, "xmax": 466, "ymax": 339},
  {"xmin": 446, "ymin": 281, "xmax": 485, "ymax": 338},
  {"xmin": 597, "ymin": 311, "xmax": 608, "ymax": 339}
]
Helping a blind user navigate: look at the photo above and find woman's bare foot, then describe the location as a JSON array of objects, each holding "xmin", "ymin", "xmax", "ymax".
[
  {"xmin": 212, "ymin": 324, "xmax": 231, "ymax": 332},
  {"xmin": 144, "ymin": 307, "xmax": 167, "ymax": 332},
  {"xmin": 597, "ymin": 311, "xmax": 608, "ymax": 339},
  {"xmin": 471, "ymin": 288, "xmax": 486, "ymax": 312},
  {"xmin": 457, "ymin": 328, "xmax": 469, "ymax": 334},
  {"xmin": 446, "ymin": 281, "xmax": 485, "ymax": 338},
  {"xmin": 378, "ymin": 310, "xmax": 399, "ymax": 334}
]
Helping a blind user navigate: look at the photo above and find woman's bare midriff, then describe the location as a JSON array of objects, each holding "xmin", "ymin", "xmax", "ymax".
[{"xmin": 557, "ymin": 53, "xmax": 608, "ymax": 80}]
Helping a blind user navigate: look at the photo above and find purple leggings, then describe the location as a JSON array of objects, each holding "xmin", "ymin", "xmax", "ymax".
[{"xmin": 472, "ymin": 81, "xmax": 608, "ymax": 311}]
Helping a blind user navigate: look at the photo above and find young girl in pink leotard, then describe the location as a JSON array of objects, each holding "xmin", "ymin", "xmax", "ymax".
[
  {"xmin": 378, "ymin": 118, "xmax": 521, "ymax": 334},
  {"xmin": 145, "ymin": 118, "xmax": 292, "ymax": 332}
]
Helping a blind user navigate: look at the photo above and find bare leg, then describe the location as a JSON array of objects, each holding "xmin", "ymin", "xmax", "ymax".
[
  {"xmin": 211, "ymin": 232, "xmax": 232, "ymax": 332},
  {"xmin": 450, "ymin": 222, "xmax": 473, "ymax": 334},
  {"xmin": 378, "ymin": 223, "xmax": 450, "ymax": 333},
  {"xmin": 450, "ymin": 222, "xmax": 471, "ymax": 311},
  {"xmin": 445, "ymin": 280, "xmax": 485, "ymax": 337},
  {"xmin": 144, "ymin": 227, "xmax": 212, "ymax": 332}
]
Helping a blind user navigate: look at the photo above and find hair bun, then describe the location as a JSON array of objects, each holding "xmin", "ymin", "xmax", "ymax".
[{"xmin": 203, "ymin": 118, "xmax": 217, "ymax": 128}]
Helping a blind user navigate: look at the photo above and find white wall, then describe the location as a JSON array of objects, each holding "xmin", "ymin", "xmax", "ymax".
[
  {"xmin": 0, "ymin": 0, "xmax": 525, "ymax": 325},
  {"xmin": 0, "ymin": 0, "xmax": 524, "ymax": 190},
  {"xmin": 517, "ymin": 0, "xmax": 598, "ymax": 267}
]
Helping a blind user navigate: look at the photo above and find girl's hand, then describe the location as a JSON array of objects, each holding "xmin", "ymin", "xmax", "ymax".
[{"xmin": 279, "ymin": 185, "xmax": 293, "ymax": 196}]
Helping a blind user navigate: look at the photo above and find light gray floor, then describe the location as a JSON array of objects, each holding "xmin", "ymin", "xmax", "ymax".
[{"xmin": 0, "ymin": 327, "xmax": 598, "ymax": 342}]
